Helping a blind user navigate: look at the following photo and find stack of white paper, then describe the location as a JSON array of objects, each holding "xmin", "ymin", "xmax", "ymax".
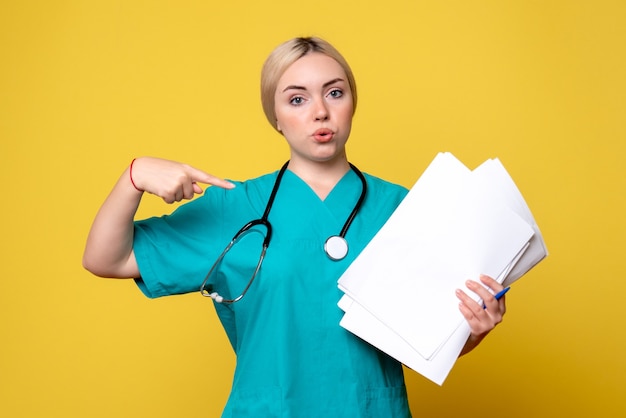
[{"xmin": 337, "ymin": 152, "xmax": 547, "ymax": 385}]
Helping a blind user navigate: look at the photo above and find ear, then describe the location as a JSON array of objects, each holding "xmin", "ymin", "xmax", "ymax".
[{"xmin": 276, "ymin": 120, "xmax": 282, "ymax": 133}]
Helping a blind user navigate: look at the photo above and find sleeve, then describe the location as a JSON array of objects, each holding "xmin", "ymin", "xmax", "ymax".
[{"xmin": 132, "ymin": 186, "xmax": 228, "ymax": 298}]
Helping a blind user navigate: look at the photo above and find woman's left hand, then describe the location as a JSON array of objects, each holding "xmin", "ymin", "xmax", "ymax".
[{"xmin": 456, "ymin": 274, "xmax": 506, "ymax": 355}]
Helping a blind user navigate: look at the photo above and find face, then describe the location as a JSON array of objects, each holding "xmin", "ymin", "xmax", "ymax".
[{"xmin": 274, "ymin": 53, "xmax": 354, "ymax": 166}]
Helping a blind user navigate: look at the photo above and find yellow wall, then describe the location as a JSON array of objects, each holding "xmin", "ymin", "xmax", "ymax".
[{"xmin": 1, "ymin": 1, "xmax": 624, "ymax": 416}]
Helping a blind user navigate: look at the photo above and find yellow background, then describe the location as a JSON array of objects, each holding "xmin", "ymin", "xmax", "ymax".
[{"xmin": 1, "ymin": 1, "xmax": 624, "ymax": 416}]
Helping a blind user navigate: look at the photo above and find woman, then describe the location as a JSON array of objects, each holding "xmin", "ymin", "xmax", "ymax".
[{"xmin": 83, "ymin": 37, "xmax": 506, "ymax": 417}]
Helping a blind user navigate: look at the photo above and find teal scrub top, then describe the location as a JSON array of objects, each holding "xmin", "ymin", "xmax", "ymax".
[{"xmin": 133, "ymin": 168, "xmax": 411, "ymax": 417}]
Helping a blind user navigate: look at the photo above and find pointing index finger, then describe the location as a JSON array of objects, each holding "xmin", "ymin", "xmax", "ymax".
[{"xmin": 188, "ymin": 167, "xmax": 236, "ymax": 190}]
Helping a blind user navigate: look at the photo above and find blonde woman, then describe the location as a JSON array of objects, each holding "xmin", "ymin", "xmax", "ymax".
[{"xmin": 83, "ymin": 37, "xmax": 506, "ymax": 417}]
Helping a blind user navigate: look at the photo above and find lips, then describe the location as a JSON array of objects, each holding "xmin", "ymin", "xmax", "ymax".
[{"xmin": 313, "ymin": 128, "xmax": 334, "ymax": 142}]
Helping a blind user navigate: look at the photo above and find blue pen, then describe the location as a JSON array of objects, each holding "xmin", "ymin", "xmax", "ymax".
[{"xmin": 483, "ymin": 286, "xmax": 510, "ymax": 309}]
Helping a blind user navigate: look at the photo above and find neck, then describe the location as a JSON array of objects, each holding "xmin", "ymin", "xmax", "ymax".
[{"xmin": 287, "ymin": 156, "xmax": 351, "ymax": 200}]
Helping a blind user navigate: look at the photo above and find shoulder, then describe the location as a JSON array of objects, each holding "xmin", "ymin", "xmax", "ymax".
[
  {"xmin": 358, "ymin": 172, "xmax": 408, "ymax": 219},
  {"xmin": 141, "ymin": 170, "xmax": 279, "ymax": 225},
  {"xmin": 202, "ymin": 170, "xmax": 279, "ymax": 199},
  {"xmin": 227, "ymin": 170, "xmax": 280, "ymax": 191},
  {"xmin": 362, "ymin": 173, "xmax": 408, "ymax": 200},
  {"xmin": 217, "ymin": 170, "xmax": 280, "ymax": 204},
  {"xmin": 185, "ymin": 170, "xmax": 280, "ymax": 217}
]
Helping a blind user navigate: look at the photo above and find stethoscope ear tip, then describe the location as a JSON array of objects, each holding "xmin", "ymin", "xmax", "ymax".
[{"xmin": 210, "ymin": 292, "xmax": 224, "ymax": 303}]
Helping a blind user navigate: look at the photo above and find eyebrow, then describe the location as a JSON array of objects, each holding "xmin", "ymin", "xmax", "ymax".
[{"xmin": 281, "ymin": 78, "xmax": 345, "ymax": 93}]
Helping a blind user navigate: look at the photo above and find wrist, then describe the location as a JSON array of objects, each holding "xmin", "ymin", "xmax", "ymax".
[{"xmin": 129, "ymin": 158, "xmax": 143, "ymax": 193}]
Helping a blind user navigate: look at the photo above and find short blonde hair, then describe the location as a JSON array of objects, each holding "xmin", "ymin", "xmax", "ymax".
[{"xmin": 261, "ymin": 37, "xmax": 358, "ymax": 131}]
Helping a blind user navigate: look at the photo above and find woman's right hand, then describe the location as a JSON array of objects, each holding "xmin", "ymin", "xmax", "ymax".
[
  {"xmin": 83, "ymin": 157, "xmax": 235, "ymax": 278},
  {"xmin": 130, "ymin": 157, "xmax": 235, "ymax": 203}
]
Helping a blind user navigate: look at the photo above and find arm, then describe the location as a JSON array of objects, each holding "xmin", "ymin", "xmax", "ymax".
[
  {"xmin": 456, "ymin": 274, "xmax": 507, "ymax": 356},
  {"xmin": 82, "ymin": 157, "xmax": 234, "ymax": 279}
]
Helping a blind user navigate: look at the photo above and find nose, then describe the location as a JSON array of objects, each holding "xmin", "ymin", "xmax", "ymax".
[{"xmin": 313, "ymin": 97, "xmax": 329, "ymax": 121}]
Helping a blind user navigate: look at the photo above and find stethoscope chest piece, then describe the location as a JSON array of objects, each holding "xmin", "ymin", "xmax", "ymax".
[{"xmin": 324, "ymin": 235, "xmax": 349, "ymax": 261}]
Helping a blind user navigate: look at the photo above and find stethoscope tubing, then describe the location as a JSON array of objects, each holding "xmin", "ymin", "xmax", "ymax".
[{"xmin": 200, "ymin": 160, "xmax": 366, "ymax": 303}]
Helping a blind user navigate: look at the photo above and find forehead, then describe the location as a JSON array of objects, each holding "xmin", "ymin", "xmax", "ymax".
[{"xmin": 276, "ymin": 53, "xmax": 348, "ymax": 89}]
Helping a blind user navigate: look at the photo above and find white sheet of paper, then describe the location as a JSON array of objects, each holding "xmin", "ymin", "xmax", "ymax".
[
  {"xmin": 470, "ymin": 159, "xmax": 548, "ymax": 285},
  {"xmin": 337, "ymin": 244, "xmax": 530, "ymax": 385},
  {"xmin": 338, "ymin": 295, "xmax": 468, "ymax": 385},
  {"xmin": 338, "ymin": 153, "xmax": 536, "ymax": 360}
]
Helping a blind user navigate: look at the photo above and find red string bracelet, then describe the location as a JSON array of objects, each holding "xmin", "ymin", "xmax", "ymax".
[{"xmin": 129, "ymin": 158, "xmax": 142, "ymax": 192}]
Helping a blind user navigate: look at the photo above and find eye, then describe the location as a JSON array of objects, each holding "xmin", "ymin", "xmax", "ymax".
[
  {"xmin": 328, "ymin": 89, "xmax": 344, "ymax": 99},
  {"xmin": 289, "ymin": 96, "xmax": 305, "ymax": 106}
]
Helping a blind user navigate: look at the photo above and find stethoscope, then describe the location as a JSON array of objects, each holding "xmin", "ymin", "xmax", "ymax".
[{"xmin": 200, "ymin": 160, "xmax": 367, "ymax": 303}]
